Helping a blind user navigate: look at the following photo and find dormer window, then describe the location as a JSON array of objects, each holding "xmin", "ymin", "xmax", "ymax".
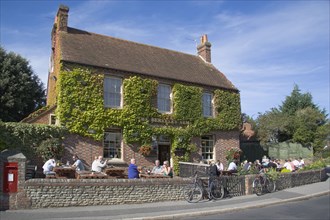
[
  {"xmin": 157, "ymin": 84, "xmax": 172, "ymax": 113},
  {"xmin": 104, "ymin": 76, "xmax": 122, "ymax": 108}
]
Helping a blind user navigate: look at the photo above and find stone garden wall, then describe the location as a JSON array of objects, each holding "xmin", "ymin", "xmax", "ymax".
[
  {"xmin": 24, "ymin": 178, "xmax": 189, "ymax": 208},
  {"xmin": 21, "ymin": 168, "xmax": 326, "ymax": 209}
]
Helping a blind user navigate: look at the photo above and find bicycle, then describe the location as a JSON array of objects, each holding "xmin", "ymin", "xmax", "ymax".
[
  {"xmin": 252, "ymin": 171, "xmax": 276, "ymax": 196},
  {"xmin": 183, "ymin": 171, "xmax": 225, "ymax": 203}
]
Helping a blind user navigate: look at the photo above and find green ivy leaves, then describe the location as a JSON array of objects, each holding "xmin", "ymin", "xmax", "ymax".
[{"xmin": 56, "ymin": 67, "xmax": 241, "ymax": 172}]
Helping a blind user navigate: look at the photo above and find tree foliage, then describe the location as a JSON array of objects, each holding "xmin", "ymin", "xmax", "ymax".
[
  {"xmin": 255, "ymin": 84, "xmax": 328, "ymax": 153},
  {"xmin": 0, "ymin": 46, "xmax": 45, "ymax": 122},
  {"xmin": 280, "ymin": 84, "xmax": 316, "ymax": 115}
]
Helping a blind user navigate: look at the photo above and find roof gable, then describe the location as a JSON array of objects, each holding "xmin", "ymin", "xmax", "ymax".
[{"xmin": 59, "ymin": 27, "xmax": 237, "ymax": 91}]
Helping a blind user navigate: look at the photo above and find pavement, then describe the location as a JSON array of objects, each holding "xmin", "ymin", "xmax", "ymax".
[{"xmin": 1, "ymin": 177, "xmax": 330, "ymax": 220}]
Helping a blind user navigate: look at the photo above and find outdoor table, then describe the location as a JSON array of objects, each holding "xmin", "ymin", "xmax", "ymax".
[
  {"xmin": 104, "ymin": 167, "xmax": 126, "ymax": 178},
  {"xmin": 53, "ymin": 166, "xmax": 76, "ymax": 178},
  {"xmin": 76, "ymin": 170, "xmax": 108, "ymax": 179},
  {"xmin": 139, "ymin": 174, "xmax": 170, "ymax": 178}
]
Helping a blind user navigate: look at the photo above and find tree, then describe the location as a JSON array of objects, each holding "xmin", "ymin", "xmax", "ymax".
[
  {"xmin": 313, "ymin": 121, "xmax": 330, "ymax": 153},
  {"xmin": 256, "ymin": 108, "xmax": 292, "ymax": 144},
  {"xmin": 255, "ymin": 85, "xmax": 327, "ymax": 151},
  {"xmin": 0, "ymin": 46, "xmax": 45, "ymax": 122},
  {"xmin": 280, "ymin": 84, "xmax": 316, "ymax": 115}
]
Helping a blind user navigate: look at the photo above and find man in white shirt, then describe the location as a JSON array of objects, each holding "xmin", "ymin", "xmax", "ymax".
[
  {"xmin": 216, "ymin": 160, "xmax": 224, "ymax": 172},
  {"xmin": 42, "ymin": 158, "xmax": 56, "ymax": 175},
  {"xmin": 227, "ymin": 160, "xmax": 238, "ymax": 173},
  {"xmin": 91, "ymin": 156, "xmax": 108, "ymax": 172},
  {"xmin": 151, "ymin": 160, "xmax": 162, "ymax": 174}
]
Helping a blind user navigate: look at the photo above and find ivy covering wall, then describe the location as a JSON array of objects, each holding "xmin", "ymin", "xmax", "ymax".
[{"xmin": 56, "ymin": 67, "xmax": 241, "ymax": 173}]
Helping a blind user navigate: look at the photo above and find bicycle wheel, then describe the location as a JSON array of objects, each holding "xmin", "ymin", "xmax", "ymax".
[
  {"xmin": 252, "ymin": 178, "xmax": 263, "ymax": 196},
  {"xmin": 265, "ymin": 178, "xmax": 276, "ymax": 193},
  {"xmin": 183, "ymin": 184, "xmax": 203, "ymax": 203},
  {"xmin": 210, "ymin": 179, "xmax": 225, "ymax": 200}
]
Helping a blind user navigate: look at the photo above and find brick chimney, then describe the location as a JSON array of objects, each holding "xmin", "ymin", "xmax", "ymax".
[
  {"xmin": 55, "ymin": 5, "xmax": 69, "ymax": 32},
  {"xmin": 197, "ymin": 34, "xmax": 211, "ymax": 63}
]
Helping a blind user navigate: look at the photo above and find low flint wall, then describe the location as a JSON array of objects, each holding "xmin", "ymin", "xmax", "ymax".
[{"xmin": 24, "ymin": 178, "xmax": 190, "ymax": 208}]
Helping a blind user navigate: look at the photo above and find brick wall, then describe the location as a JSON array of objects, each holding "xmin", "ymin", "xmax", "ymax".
[
  {"xmin": 62, "ymin": 134, "xmax": 103, "ymax": 169},
  {"xmin": 60, "ymin": 131, "xmax": 240, "ymax": 170},
  {"xmin": 214, "ymin": 131, "xmax": 240, "ymax": 167}
]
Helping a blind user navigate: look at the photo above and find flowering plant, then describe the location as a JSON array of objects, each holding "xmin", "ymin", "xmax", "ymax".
[
  {"xmin": 138, "ymin": 145, "xmax": 152, "ymax": 156},
  {"xmin": 225, "ymin": 148, "xmax": 242, "ymax": 161}
]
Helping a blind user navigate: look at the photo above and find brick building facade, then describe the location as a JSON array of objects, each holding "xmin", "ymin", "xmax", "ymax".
[{"xmin": 23, "ymin": 5, "xmax": 241, "ymax": 170}]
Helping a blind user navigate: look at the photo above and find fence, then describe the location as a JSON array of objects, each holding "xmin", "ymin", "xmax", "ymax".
[
  {"xmin": 179, "ymin": 162, "xmax": 327, "ymax": 197},
  {"xmin": 179, "ymin": 162, "xmax": 246, "ymax": 196}
]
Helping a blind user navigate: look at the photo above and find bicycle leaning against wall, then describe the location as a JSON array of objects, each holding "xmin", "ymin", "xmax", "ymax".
[
  {"xmin": 252, "ymin": 168, "xmax": 276, "ymax": 196},
  {"xmin": 183, "ymin": 171, "xmax": 225, "ymax": 203}
]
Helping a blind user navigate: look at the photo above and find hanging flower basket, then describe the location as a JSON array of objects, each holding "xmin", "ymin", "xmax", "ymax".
[{"xmin": 138, "ymin": 145, "xmax": 152, "ymax": 156}]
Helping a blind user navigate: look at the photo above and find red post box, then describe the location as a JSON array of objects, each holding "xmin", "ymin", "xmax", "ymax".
[{"xmin": 3, "ymin": 162, "xmax": 18, "ymax": 193}]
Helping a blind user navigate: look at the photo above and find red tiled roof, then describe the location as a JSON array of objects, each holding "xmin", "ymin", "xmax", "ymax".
[{"xmin": 59, "ymin": 27, "xmax": 238, "ymax": 91}]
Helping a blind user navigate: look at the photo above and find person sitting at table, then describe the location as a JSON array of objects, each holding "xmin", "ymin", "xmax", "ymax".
[
  {"xmin": 128, "ymin": 158, "xmax": 140, "ymax": 179},
  {"xmin": 91, "ymin": 156, "xmax": 108, "ymax": 172},
  {"xmin": 227, "ymin": 159, "xmax": 238, "ymax": 174},
  {"xmin": 151, "ymin": 160, "xmax": 162, "ymax": 174},
  {"xmin": 72, "ymin": 155, "xmax": 84, "ymax": 171},
  {"xmin": 161, "ymin": 160, "xmax": 173, "ymax": 177},
  {"xmin": 42, "ymin": 157, "xmax": 56, "ymax": 175}
]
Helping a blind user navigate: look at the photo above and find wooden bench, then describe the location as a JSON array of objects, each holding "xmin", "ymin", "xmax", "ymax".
[{"xmin": 104, "ymin": 167, "xmax": 127, "ymax": 179}]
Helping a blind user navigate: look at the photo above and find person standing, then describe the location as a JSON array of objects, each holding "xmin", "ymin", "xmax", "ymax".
[
  {"xmin": 216, "ymin": 160, "xmax": 224, "ymax": 172},
  {"xmin": 128, "ymin": 158, "xmax": 140, "ymax": 179},
  {"xmin": 72, "ymin": 155, "xmax": 84, "ymax": 171},
  {"xmin": 209, "ymin": 160, "xmax": 220, "ymax": 177}
]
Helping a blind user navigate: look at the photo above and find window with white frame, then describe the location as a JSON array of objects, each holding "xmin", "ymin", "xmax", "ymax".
[
  {"xmin": 157, "ymin": 84, "xmax": 171, "ymax": 113},
  {"xmin": 202, "ymin": 92, "xmax": 213, "ymax": 117},
  {"xmin": 104, "ymin": 130, "xmax": 122, "ymax": 159},
  {"xmin": 201, "ymin": 135, "xmax": 214, "ymax": 160},
  {"xmin": 104, "ymin": 76, "xmax": 122, "ymax": 108}
]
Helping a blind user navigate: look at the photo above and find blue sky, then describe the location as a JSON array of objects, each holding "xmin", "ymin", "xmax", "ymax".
[{"xmin": 1, "ymin": 0, "xmax": 329, "ymax": 118}]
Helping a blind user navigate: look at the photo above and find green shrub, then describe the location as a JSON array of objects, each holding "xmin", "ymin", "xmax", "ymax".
[
  {"xmin": 36, "ymin": 138, "xmax": 64, "ymax": 161},
  {"xmin": 0, "ymin": 122, "xmax": 67, "ymax": 159},
  {"xmin": 301, "ymin": 158, "xmax": 327, "ymax": 171}
]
